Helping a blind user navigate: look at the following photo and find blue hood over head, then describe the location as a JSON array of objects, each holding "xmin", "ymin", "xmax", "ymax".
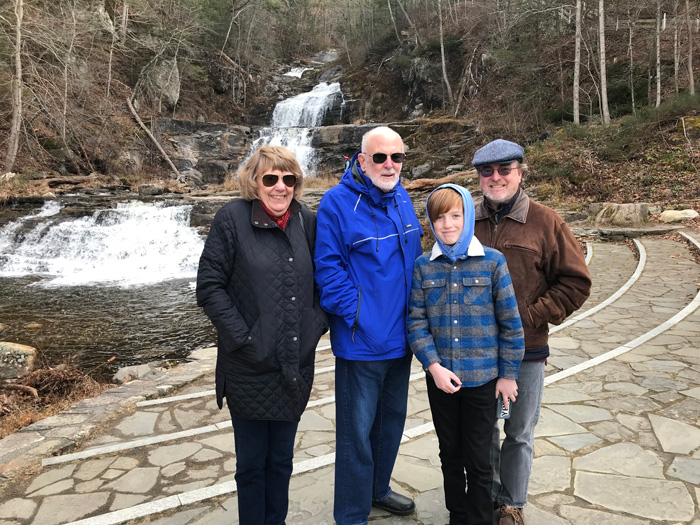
[{"xmin": 426, "ymin": 183, "xmax": 475, "ymax": 263}]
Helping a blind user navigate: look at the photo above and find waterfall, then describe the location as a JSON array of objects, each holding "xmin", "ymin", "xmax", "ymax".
[
  {"xmin": 0, "ymin": 201, "xmax": 204, "ymax": 288},
  {"xmin": 284, "ymin": 67, "xmax": 312, "ymax": 78},
  {"xmin": 252, "ymin": 82, "xmax": 342, "ymax": 175}
]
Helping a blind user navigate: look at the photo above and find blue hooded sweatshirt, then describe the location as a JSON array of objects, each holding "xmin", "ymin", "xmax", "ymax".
[
  {"xmin": 426, "ymin": 183, "xmax": 475, "ymax": 263},
  {"xmin": 314, "ymin": 151, "xmax": 423, "ymax": 360}
]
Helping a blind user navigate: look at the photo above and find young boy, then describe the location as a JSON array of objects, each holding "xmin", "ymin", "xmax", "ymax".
[{"xmin": 407, "ymin": 184, "xmax": 525, "ymax": 525}]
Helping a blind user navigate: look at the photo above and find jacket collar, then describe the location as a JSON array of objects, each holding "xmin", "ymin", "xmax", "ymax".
[
  {"xmin": 476, "ymin": 189, "xmax": 529, "ymax": 224},
  {"xmin": 251, "ymin": 199, "xmax": 301, "ymax": 229},
  {"xmin": 430, "ymin": 236, "xmax": 485, "ymax": 261}
]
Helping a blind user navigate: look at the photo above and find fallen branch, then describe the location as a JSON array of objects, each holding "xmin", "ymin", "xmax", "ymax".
[
  {"xmin": 2, "ymin": 383, "xmax": 39, "ymax": 399},
  {"xmin": 126, "ymin": 97, "xmax": 181, "ymax": 180},
  {"xmin": 220, "ymin": 52, "xmax": 253, "ymax": 82}
]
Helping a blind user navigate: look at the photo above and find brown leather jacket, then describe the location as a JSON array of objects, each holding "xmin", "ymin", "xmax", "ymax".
[{"xmin": 474, "ymin": 191, "xmax": 591, "ymax": 357}]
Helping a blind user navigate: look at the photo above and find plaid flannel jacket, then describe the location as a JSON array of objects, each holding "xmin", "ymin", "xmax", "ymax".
[{"xmin": 407, "ymin": 246, "xmax": 525, "ymax": 387}]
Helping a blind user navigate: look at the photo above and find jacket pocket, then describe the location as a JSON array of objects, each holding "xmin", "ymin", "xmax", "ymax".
[
  {"xmin": 422, "ymin": 278, "xmax": 446, "ymax": 306},
  {"xmin": 233, "ymin": 312, "xmax": 277, "ymax": 373},
  {"xmin": 462, "ymin": 276, "xmax": 492, "ymax": 306}
]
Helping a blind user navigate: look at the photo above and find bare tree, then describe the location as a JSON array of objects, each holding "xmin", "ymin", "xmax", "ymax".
[
  {"xmin": 438, "ymin": 0, "xmax": 454, "ymax": 107},
  {"xmin": 673, "ymin": 0, "xmax": 680, "ymax": 93},
  {"xmin": 598, "ymin": 0, "xmax": 611, "ymax": 124},
  {"xmin": 686, "ymin": 0, "xmax": 694, "ymax": 94},
  {"xmin": 5, "ymin": 0, "xmax": 23, "ymax": 173},
  {"xmin": 573, "ymin": 0, "xmax": 582, "ymax": 124},
  {"xmin": 655, "ymin": 0, "xmax": 662, "ymax": 107}
]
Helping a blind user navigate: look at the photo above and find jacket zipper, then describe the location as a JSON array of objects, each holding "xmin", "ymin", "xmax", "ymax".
[{"xmin": 352, "ymin": 285, "xmax": 362, "ymax": 342}]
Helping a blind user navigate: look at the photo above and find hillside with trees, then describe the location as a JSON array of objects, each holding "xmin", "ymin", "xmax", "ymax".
[{"xmin": 1, "ymin": 0, "xmax": 699, "ymax": 204}]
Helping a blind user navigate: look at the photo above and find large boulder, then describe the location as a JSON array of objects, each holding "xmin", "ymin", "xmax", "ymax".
[
  {"xmin": 0, "ymin": 342, "xmax": 36, "ymax": 380},
  {"xmin": 659, "ymin": 209, "xmax": 699, "ymax": 223},
  {"xmin": 593, "ymin": 203, "xmax": 649, "ymax": 227},
  {"xmin": 135, "ymin": 57, "xmax": 180, "ymax": 111}
]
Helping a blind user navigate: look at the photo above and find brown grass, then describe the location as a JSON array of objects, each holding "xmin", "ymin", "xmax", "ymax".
[{"xmin": 0, "ymin": 366, "xmax": 111, "ymax": 438}]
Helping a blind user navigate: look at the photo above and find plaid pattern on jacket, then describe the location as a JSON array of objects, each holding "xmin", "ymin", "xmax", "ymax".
[{"xmin": 407, "ymin": 246, "xmax": 525, "ymax": 387}]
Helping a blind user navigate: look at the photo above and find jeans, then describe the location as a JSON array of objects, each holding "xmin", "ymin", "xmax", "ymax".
[
  {"xmin": 428, "ymin": 377, "xmax": 497, "ymax": 525},
  {"xmin": 231, "ymin": 416, "xmax": 299, "ymax": 525},
  {"xmin": 334, "ymin": 352, "xmax": 412, "ymax": 525},
  {"xmin": 491, "ymin": 360, "xmax": 545, "ymax": 508}
]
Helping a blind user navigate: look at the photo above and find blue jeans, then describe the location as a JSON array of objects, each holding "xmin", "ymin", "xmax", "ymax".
[
  {"xmin": 231, "ymin": 416, "xmax": 299, "ymax": 525},
  {"xmin": 334, "ymin": 353, "xmax": 412, "ymax": 525},
  {"xmin": 491, "ymin": 360, "xmax": 545, "ymax": 508}
]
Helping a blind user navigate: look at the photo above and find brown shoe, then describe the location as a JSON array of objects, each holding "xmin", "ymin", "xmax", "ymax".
[{"xmin": 499, "ymin": 505, "xmax": 525, "ymax": 525}]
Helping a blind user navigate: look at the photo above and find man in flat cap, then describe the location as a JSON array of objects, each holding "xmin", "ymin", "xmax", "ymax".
[{"xmin": 471, "ymin": 139, "xmax": 591, "ymax": 525}]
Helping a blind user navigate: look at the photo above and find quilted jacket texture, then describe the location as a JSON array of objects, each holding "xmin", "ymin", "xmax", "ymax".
[
  {"xmin": 196, "ymin": 198, "xmax": 328, "ymax": 421},
  {"xmin": 314, "ymin": 151, "xmax": 423, "ymax": 361}
]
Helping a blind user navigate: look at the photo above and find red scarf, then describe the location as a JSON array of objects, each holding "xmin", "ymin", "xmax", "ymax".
[{"xmin": 258, "ymin": 200, "xmax": 291, "ymax": 231}]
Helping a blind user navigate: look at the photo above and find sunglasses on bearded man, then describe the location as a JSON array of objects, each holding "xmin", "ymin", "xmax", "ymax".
[{"xmin": 364, "ymin": 152, "xmax": 406, "ymax": 164}]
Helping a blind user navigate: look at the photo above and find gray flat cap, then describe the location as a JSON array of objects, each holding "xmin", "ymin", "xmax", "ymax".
[{"xmin": 471, "ymin": 139, "xmax": 524, "ymax": 167}]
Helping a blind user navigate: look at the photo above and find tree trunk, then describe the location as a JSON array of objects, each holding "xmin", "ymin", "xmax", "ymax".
[
  {"xmin": 387, "ymin": 0, "xmax": 402, "ymax": 45},
  {"xmin": 599, "ymin": 0, "xmax": 611, "ymax": 124},
  {"xmin": 674, "ymin": 0, "xmax": 680, "ymax": 93},
  {"xmin": 5, "ymin": 0, "xmax": 23, "ymax": 173},
  {"xmin": 126, "ymin": 97, "xmax": 181, "ymax": 180},
  {"xmin": 628, "ymin": 10, "xmax": 637, "ymax": 116},
  {"xmin": 121, "ymin": 0, "xmax": 128, "ymax": 39},
  {"xmin": 656, "ymin": 0, "xmax": 662, "ymax": 107},
  {"xmin": 573, "ymin": 0, "xmax": 582, "ymax": 124},
  {"xmin": 438, "ymin": 0, "xmax": 454, "ymax": 107},
  {"xmin": 395, "ymin": 0, "xmax": 422, "ymax": 46},
  {"xmin": 62, "ymin": 9, "xmax": 77, "ymax": 142},
  {"xmin": 686, "ymin": 0, "xmax": 695, "ymax": 94}
]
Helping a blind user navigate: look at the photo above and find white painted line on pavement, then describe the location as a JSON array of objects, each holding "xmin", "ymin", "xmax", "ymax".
[
  {"xmin": 545, "ymin": 289, "xmax": 700, "ymax": 386},
  {"xmin": 402, "ymin": 422, "xmax": 435, "ymax": 442},
  {"xmin": 550, "ymin": 239, "xmax": 646, "ymax": 334},
  {"xmin": 307, "ymin": 395, "xmax": 335, "ymax": 408},
  {"xmin": 48, "ymin": 370, "xmax": 428, "ymax": 465},
  {"xmin": 67, "ymin": 453, "xmax": 337, "ymax": 525},
  {"xmin": 585, "ymin": 242, "xmax": 593, "ymax": 266},
  {"xmin": 42, "ymin": 424, "xmax": 225, "ymax": 467},
  {"xmin": 68, "ymin": 495, "xmax": 182, "ymax": 525},
  {"xmin": 137, "ymin": 389, "xmax": 215, "ymax": 407},
  {"xmin": 135, "ymin": 343, "xmax": 334, "ymax": 408}
]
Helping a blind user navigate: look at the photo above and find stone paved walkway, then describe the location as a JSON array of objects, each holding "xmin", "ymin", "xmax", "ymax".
[{"xmin": 0, "ymin": 231, "xmax": 699, "ymax": 525}]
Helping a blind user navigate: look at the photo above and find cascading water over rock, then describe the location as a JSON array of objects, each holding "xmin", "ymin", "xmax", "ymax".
[
  {"xmin": 252, "ymin": 81, "xmax": 343, "ymax": 175},
  {"xmin": 0, "ymin": 201, "xmax": 204, "ymax": 288}
]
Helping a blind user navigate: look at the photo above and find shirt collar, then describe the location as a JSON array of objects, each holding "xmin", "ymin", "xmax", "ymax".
[{"xmin": 430, "ymin": 236, "xmax": 485, "ymax": 261}]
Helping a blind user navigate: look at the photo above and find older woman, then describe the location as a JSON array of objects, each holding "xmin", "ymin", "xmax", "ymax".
[{"xmin": 196, "ymin": 145, "xmax": 328, "ymax": 525}]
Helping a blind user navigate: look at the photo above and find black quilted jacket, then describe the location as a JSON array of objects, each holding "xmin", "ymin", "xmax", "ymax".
[{"xmin": 196, "ymin": 198, "xmax": 328, "ymax": 421}]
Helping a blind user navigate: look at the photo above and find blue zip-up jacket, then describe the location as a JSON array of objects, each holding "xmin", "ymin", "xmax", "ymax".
[{"xmin": 314, "ymin": 151, "xmax": 423, "ymax": 361}]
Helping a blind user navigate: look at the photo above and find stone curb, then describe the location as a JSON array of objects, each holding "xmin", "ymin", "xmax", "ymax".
[
  {"xmin": 0, "ymin": 347, "xmax": 218, "ymax": 483},
  {"xmin": 571, "ymin": 224, "xmax": 684, "ymax": 239}
]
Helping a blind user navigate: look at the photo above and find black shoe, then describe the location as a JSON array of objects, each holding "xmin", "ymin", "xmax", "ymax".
[{"xmin": 372, "ymin": 491, "xmax": 415, "ymax": 516}]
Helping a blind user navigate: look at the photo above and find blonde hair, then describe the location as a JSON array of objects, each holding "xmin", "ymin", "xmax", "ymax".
[
  {"xmin": 427, "ymin": 188, "xmax": 462, "ymax": 224},
  {"xmin": 238, "ymin": 145, "xmax": 304, "ymax": 201}
]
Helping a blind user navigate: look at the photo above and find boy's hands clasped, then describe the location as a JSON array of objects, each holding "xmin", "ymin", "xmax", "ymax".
[
  {"xmin": 428, "ymin": 363, "xmax": 519, "ymax": 406},
  {"xmin": 427, "ymin": 363, "xmax": 462, "ymax": 393},
  {"xmin": 495, "ymin": 377, "xmax": 518, "ymax": 409}
]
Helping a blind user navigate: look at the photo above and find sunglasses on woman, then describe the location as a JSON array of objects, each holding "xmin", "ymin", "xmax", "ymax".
[
  {"xmin": 364, "ymin": 152, "xmax": 406, "ymax": 164},
  {"xmin": 261, "ymin": 174, "xmax": 298, "ymax": 187}
]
